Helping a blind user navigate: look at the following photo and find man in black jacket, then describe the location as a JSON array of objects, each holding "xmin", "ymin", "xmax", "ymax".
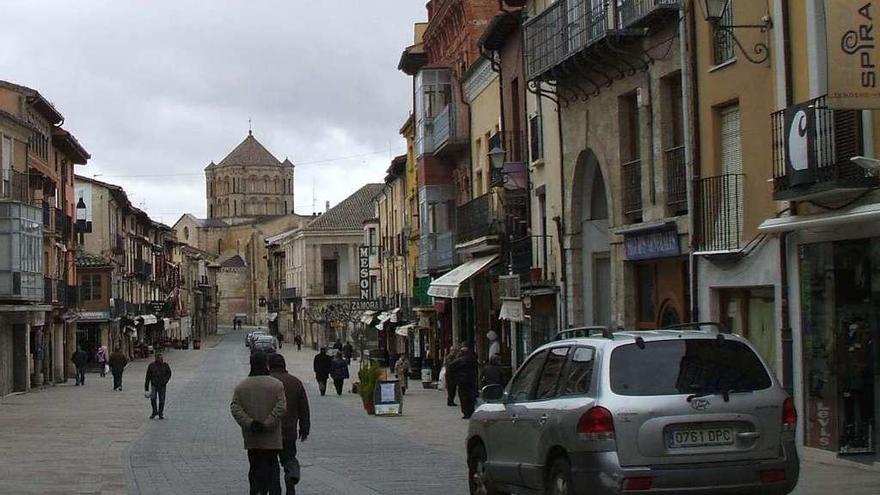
[
  {"xmin": 71, "ymin": 347, "xmax": 89, "ymax": 386},
  {"xmin": 268, "ymin": 354, "xmax": 310, "ymax": 494},
  {"xmin": 145, "ymin": 353, "xmax": 172, "ymax": 419},
  {"xmin": 447, "ymin": 344, "xmax": 478, "ymax": 419},
  {"xmin": 312, "ymin": 348, "xmax": 332, "ymax": 396}
]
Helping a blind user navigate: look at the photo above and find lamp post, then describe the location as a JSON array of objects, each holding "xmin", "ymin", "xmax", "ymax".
[{"xmin": 699, "ymin": 0, "xmax": 772, "ymax": 65}]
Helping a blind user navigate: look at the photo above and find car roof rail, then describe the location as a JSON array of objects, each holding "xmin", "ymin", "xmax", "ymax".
[
  {"xmin": 661, "ymin": 321, "xmax": 731, "ymax": 334},
  {"xmin": 553, "ymin": 326, "xmax": 614, "ymax": 341}
]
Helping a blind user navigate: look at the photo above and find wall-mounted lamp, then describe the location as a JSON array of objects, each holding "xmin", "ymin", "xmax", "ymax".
[{"xmin": 699, "ymin": 0, "xmax": 773, "ymax": 65}]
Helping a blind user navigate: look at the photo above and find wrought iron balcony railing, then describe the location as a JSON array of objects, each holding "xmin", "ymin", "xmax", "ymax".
[
  {"xmin": 0, "ymin": 169, "xmax": 29, "ymax": 203},
  {"xmin": 418, "ymin": 232, "xmax": 454, "ymax": 273},
  {"xmin": 771, "ymin": 95, "xmax": 876, "ymax": 200},
  {"xmin": 618, "ymin": 0, "xmax": 679, "ymax": 29},
  {"xmin": 456, "ymin": 194, "xmax": 501, "ymax": 245},
  {"xmin": 694, "ymin": 173, "xmax": 744, "ymax": 253},
  {"xmin": 524, "ymin": 0, "xmax": 613, "ymax": 80},
  {"xmin": 665, "ymin": 145, "xmax": 687, "ymax": 212}
]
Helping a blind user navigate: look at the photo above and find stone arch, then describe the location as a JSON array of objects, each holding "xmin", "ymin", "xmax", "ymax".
[
  {"xmin": 262, "ymin": 175, "xmax": 271, "ymax": 194},
  {"xmin": 568, "ymin": 149, "xmax": 612, "ymax": 327}
]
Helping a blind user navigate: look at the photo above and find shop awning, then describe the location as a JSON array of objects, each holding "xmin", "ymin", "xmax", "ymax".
[
  {"xmin": 138, "ymin": 314, "xmax": 158, "ymax": 325},
  {"xmin": 395, "ymin": 323, "xmax": 415, "ymax": 337},
  {"xmin": 758, "ymin": 203, "xmax": 880, "ymax": 233},
  {"xmin": 389, "ymin": 308, "xmax": 401, "ymax": 323},
  {"xmin": 359, "ymin": 310, "xmax": 377, "ymax": 325},
  {"xmin": 374, "ymin": 311, "xmax": 392, "ymax": 329},
  {"xmin": 268, "ymin": 313, "xmax": 278, "ymax": 322},
  {"xmin": 427, "ymin": 254, "xmax": 499, "ymax": 299},
  {"xmin": 499, "ymin": 300, "xmax": 525, "ymax": 322}
]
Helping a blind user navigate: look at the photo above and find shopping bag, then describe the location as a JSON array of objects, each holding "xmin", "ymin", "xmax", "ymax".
[
  {"xmin": 438, "ymin": 366, "xmax": 446, "ymax": 391},
  {"xmin": 103, "ymin": 364, "xmax": 109, "ymax": 375}
]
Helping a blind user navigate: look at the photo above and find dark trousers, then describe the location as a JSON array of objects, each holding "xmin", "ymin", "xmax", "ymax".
[
  {"xmin": 75, "ymin": 366, "xmax": 86, "ymax": 385},
  {"xmin": 446, "ymin": 380, "xmax": 458, "ymax": 405},
  {"xmin": 277, "ymin": 438, "xmax": 300, "ymax": 491},
  {"xmin": 317, "ymin": 378, "xmax": 327, "ymax": 396},
  {"xmin": 459, "ymin": 383, "xmax": 476, "ymax": 418},
  {"xmin": 150, "ymin": 384, "xmax": 167, "ymax": 414},
  {"xmin": 247, "ymin": 449, "xmax": 281, "ymax": 495},
  {"xmin": 333, "ymin": 378, "xmax": 344, "ymax": 395},
  {"xmin": 98, "ymin": 363, "xmax": 106, "ymax": 377},
  {"xmin": 295, "ymin": 343, "xmax": 301, "ymax": 351},
  {"xmin": 112, "ymin": 369, "xmax": 123, "ymax": 390}
]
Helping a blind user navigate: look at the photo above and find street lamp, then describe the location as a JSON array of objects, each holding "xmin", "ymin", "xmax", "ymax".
[
  {"xmin": 489, "ymin": 144, "xmax": 506, "ymax": 186},
  {"xmin": 699, "ymin": 0, "xmax": 772, "ymax": 65}
]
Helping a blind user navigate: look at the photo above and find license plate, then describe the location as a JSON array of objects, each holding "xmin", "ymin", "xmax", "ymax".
[{"xmin": 667, "ymin": 428, "xmax": 734, "ymax": 448}]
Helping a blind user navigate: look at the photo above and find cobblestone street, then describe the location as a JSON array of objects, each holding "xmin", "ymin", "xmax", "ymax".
[{"xmin": 1, "ymin": 327, "xmax": 879, "ymax": 494}]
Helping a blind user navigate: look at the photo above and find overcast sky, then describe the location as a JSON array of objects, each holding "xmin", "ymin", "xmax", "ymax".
[{"xmin": 0, "ymin": 0, "xmax": 426, "ymax": 225}]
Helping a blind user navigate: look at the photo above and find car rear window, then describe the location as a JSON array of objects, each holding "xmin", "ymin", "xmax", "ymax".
[{"xmin": 610, "ymin": 339, "xmax": 772, "ymax": 396}]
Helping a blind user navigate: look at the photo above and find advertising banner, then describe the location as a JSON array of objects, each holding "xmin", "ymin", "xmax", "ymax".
[{"xmin": 825, "ymin": 0, "xmax": 880, "ymax": 108}]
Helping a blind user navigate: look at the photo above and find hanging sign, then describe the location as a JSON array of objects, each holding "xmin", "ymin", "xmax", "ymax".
[
  {"xmin": 784, "ymin": 101, "xmax": 818, "ymax": 186},
  {"xmin": 359, "ymin": 245, "xmax": 370, "ymax": 300},
  {"xmin": 825, "ymin": 0, "xmax": 880, "ymax": 108}
]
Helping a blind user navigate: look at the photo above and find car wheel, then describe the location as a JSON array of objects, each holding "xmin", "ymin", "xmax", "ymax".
[
  {"xmin": 545, "ymin": 457, "xmax": 572, "ymax": 495},
  {"xmin": 468, "ymin": 443, "xmax": 504, "ymax": 495}
]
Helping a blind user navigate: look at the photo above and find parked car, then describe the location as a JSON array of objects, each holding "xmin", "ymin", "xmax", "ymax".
[
  {"xmin": 466, "ymin": 323, "xmax": 799, "ymax": 495},
  {"xmin": 251, "ymin": 335, "xmax": 278, "ymax": 354},
  {"xmin": 246, "ymin": 330, "xmax": 268, "ymax": 348}
]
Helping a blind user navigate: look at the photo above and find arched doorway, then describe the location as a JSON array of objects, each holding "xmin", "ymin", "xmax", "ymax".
[
  {"xmin": 658, "ymin": 299, "xmax": 682, "ymax": 328},
  {"xmin": 570, "ymin": 150, "xmax": 612, "ymax": 326}
]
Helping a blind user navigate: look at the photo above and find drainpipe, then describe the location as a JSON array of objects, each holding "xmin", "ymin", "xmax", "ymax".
[
  {"xmin": 779, "ymin": 0, "xmax": 795, "ymax": 395},
  {"xmin": 556, "ymin": 101, "xmax": 568, "ymax": 329},
  {"xmin": 680, "ymin": 0, "xmax": 699, "ymax": 321}
]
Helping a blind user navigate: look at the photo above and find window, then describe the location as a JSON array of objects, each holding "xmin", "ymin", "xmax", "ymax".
[
  {"xmin": 717, "ymin": 104, "xmax": 743, "ymax": 249},
  {"xmin": 322, "ymin": 259, "xmax": 338, "ymax": 295},
  {"xmin": 713, "ymin": 1, "xmax": 736, "ymax": 64},
  {"xmin": 529, "ymin": 114, "xmax": 544, "ymax": 162},
  {"xmin": 538, "ymin": 190, "xmax": 548, "ymax": 271},
  {"xmin": 620, "ymin": 92, "xmax": 642, "ymax": 217},
  {"xmin": 507, "ymin": 350, "xmax": 547, "ymax": 402},
  {"xmin": 475, "ymin": 170, "xmax": 483, "ymax": 196},
  {"xmin": 610, "ymin": 339, "xmax": 772, "ymax": 396},
  {"xmin": 81, "ymin": 274, "xmax": 102, "ymax": 301},
  {"xmin": 535, "ymin": 347, "xmax": 569, "ymax": 399},
  {"xmin": 560, "ymin": 347, "xmax": 595, "ymax": 396}
]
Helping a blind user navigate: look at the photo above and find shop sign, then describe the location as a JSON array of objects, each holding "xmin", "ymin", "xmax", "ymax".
[
  {"xmin": 825, "ymin": 0, "xmax": 880, "ymax": 109},
  {"xmin": 350, "ymin": 300, "xmax": 383, "ymax": 311},
  {"xmin": 784, "ymin": 101, "xmax": 819, "ymax": 186},
  {"xmin": 624, "ymin": 224, "xmax": 680, "ymax": 261},
  {"xmin": 808, "ymin": 398, "xmax": 839, "ymax": 450},
  {"xmin": 358, "ymin": 246, "xmax": 370, "ymax": 300},
  {"xmin": 79, "ymin": 311, "xmax": 110, "ymax": 322},
  {"xmin": 149, "ymin": 300, "xmax": 167, "ymax": 316}
]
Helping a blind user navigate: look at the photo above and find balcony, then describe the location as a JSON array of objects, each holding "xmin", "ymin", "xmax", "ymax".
[
  {"xmin": 509, "ymin": 236, "xmax": 533, "ymax": 282},
  {"xmin": 281, "ymin": 287, "xmax": 300, "ymax": 302},
  {"xmin": 0, "ymin": 202, "xmax": 43, "ymax": 302},
  {"xmin": 0, "ymin": 169, "xmax": 29, "ymax": 203},
  {"xmin": 112, "ymin": 234, "xmax": 125, "ymax": 255},
  {"xmin": 618, "ymin": 0, "xmax": 679, "ymax": 29},
  {"xmin": 771, "ymin": 95, "xmax": 877, "ymax": 200},
  {"xmin": 622, "ymin": 158, "xmax": 643, "ymax": 217},
  {"xmin": 456, "ymin": 194, "xmax": 501, "ymax": 247},
  {"xmin": 113, "ymin": 298, "xmax": 126, "ymax": 318},
  {"xmin": 694, "ymin": 174, "xmax": 744, "ymax": 254},
  {"xmin": 133, "ymin": 259, "xmax": 152, "ymax": 279},
  {"xmin": 418, "ymin": 232, "xmax": 455, "ymax": 274},
  {"xmin": 43, "ymin": 277, "xmax": 65, "ymax": 306},
  {"xmin": 524, "ymin": 0, "xmax": 615, "ymax": 81},
  {"xmin": 54, "ymin": 208, "xmax": 70, "ymax": 239},
  {"xmin": 430, "ymin": 104, "xmax": 467, "ymax": 157},
  {"xmin": 665, "ymin": 145, "xmax": 687, "ymax": 213}
]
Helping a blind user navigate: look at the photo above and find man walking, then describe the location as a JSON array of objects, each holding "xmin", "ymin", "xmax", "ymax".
[
  {"xmin": 96, "ymin": 346, "xmax": 108, "ymax": 377},
  {"xmin": 293, "ymin": 334, "xmax": 302, "ymax": 352},
  {"xmin": 108, "ymin": 347, "xmax": 128, "ymax": 391},
  {"xmin": 145, "ymin": 353, "xmax": 172, "ymax": 419},
  {"xmin": 444, "ymin": 346, "xmax": 459, "ymax": 407},
  {"xmin": 231, "ymin": 352, "xmax": 287, "ymax": 495},
  {"xmin": 312, "ymin": 347, "xmax": 332, "ymax": 396},
  {"xmin": 71, "ymin": 346, "xmax": 88, "ymax": 386},
  {"xmin": 330, "ymin": 351, "xmax": 349, "ymax": 396},
  {"xmin": 447, "ymin": 344, "xmax": 478, "ymax": 419},
  {"xmin": 342, "ymin": 341, "xmax": 353, "ymax": 364},
  {"xmin": 268, "ymin": 354, "xmax": 310, "ymax": 494}
]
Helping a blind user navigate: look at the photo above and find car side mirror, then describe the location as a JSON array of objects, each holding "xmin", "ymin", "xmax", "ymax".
[{"xmin": 481, "ymin": 384, "xmax": 504, "ymax": 402}]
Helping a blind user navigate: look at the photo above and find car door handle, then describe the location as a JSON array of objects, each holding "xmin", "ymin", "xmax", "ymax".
[
  {"xmin": 538, "ymin": 414, "xmax": 549, "ymax": 426},
  {"xmin": 510, "ymin": 414, "xmax": 519, "ymax": 424},
  {"xmin": 737, "ymin": 432, "xmax": 761, "ymax": 440}
]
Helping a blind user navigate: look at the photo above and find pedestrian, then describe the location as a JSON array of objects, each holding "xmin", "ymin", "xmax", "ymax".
[
  {"xmin": 394, "ymin": 354, "xmax": 410, "ymax": 395},
  {"xmin": 332, "ymin": 339, "xmax": 343, "ymax": 352},
  {"xmin": 268, "ymin": 354, "xmax": 310, "ymax": 494},
  {"xmin": 447, "ymin": 344, "xmax": 478, "ymax": 419},
  {"xmin": 444, "ymin": 346, "xmax": 459, "ymax": 407},
  {"xmin": 144, "ymin": 353, "xmax": 172, "ymax": 419},
  {"xmin": 481, "ymin": 354, "xmax": 505, "ymax": 389},
  {"xmin": 293, "ymin": 334, "xmax": 302, "ymax": 352},
  {"xmin": 71, "ymin": 346, "xmax": 88, "ymax": 386},
  {"xmin": 96, "ymin": 346, "xmax": 108, "ymax": 378},
  {"xmin": 330, "ymin": 351, "xmax": 349, "ymax": 396},
  {"xmin": 108, "ymin": 346, "xmax": 128, "ymax": 391},
  {"xmin": 342, "ymin": 341, "xmax": 353, "ymax": 364},
  {"xmin": 233, "ymin": 317, "xmax": 238, "ymax": 330},
  {"xmin": 486, "ymin": 330, "xmax": 501, "ymax": 362},
  {"xmin": 312, "ymin": 348, "xmax": 332, "ymax": 396},
  {"xmin": 231, "ymin": 352, "xmax": 287, "ymax": 495}
]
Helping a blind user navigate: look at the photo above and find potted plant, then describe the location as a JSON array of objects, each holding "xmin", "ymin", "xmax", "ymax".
[{"xmin": 358, "ymin": 363, "xmax": 381, "ymax": 415}]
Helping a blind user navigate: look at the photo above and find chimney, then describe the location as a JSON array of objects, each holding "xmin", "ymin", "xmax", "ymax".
[{"xmin": 325, "ymin": 200, "xmax": 330, "ymax": 212}]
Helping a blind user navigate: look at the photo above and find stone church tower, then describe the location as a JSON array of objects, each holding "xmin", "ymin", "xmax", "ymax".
[{"xmin": 204, "ymin": 131, "xmax": 295, "ymax": 219}]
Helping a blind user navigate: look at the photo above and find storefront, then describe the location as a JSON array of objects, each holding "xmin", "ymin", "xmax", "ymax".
[
  {"xmin": 76, "ymin": 311, "xmax": 111, "ymax": 368},
  {"xmin": 623, "ymin": 224, "xmax": 688, "ymax": 329}
]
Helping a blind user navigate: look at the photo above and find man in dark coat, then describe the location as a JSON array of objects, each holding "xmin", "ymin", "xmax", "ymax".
[
  {"xmin": 312, "ymin": 348, "xmax": 332, "ymax": 396},
  {"xmin": 71, "ymin": 347, "xmax": 88, "ymax": 386},
  {"xmin": 330, "ymin": 351, "xmax": 350, "ymax": 396},
  {"xmin": 145, "ymin": 353, "xmax": 172, "ymax": 419},
  {"xmin": 342, "ymin": 341, "xmax": 353, "ymax": 364},
  {"xmin": 293, "ymin": 334, "xmax": 303, "ymax": 351},
  {"xmin": 268, "ymin": 354, "xmax": 310, "ymax": 494},
  {"xmin": 481, "ymin": 355, "xmax": 505, "ymax": 389},
  {"xmin": 444, "ymin": 346, "xmax": 459, "ymax": 407},
  {"xmin": 231, "ymin": 352, "xmax": 286, "ymax": 495},
  {"xmin": 108, "ymin": 347, "xmax": 128, "ymax": 391},
  {"xmin": 447, "ymin": 344, "xmax": 478, "ymax": 419}
]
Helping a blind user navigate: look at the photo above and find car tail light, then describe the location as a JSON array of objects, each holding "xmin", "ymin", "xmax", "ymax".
[
  {"xmin": 622, "ymin": 477, "xmax": 654, "ymax": 490},
  {"xmin": 782, "ymin": 398, "xmax": 797, "ymax": 431},
  {"xmin": 577, "ymin": 406, "xmax": 614, "ymax": 440},
  {"xmin": 760, "ymin": 469, "xmax": 786, "ymax": 483}
]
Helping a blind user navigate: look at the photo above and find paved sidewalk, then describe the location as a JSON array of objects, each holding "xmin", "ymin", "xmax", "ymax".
[{"xmin": 0, "ymin": 336, "xmax": 217, "ymax": 495}]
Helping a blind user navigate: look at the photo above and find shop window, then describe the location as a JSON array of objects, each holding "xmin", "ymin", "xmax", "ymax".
[{"xmin": 636, "ymin": 264, "xmax": 656, "ymax": 326}]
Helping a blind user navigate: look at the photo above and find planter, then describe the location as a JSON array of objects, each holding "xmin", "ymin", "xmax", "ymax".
[{"xmin": 363, "ymin": 401, "xmax": 375, "ymax": 415}]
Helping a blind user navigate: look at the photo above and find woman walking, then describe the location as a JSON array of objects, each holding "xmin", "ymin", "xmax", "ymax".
[
  {"xmin": 394, "ymin": 354, "xmax": 410, "ymax": 395},
  {"xmin": 330, "ymin": 351, "xmax": 349, "ymax": 396},
  {"xmin": 96, "ymin": 346, "xmax": 108, "ymax": 378}
]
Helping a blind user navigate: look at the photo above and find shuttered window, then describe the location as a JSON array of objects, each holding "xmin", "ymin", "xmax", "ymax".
[{"xmin": 717, "ymin": 105, "xmax": 743, "ymax": 250}]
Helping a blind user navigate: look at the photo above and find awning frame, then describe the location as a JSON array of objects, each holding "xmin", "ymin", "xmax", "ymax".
[{"xmin": 428, "ymin": 254, "xmax": 499, "ymax": 299}]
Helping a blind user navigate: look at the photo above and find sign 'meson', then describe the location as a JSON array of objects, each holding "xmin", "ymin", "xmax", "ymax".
[{"xmin": 358, "ymin": 246, "xmax": 370, "ymax": 300}]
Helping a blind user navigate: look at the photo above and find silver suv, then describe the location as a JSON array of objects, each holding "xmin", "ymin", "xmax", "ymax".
[{"xmin": 466, "ymin": 324, "xmax": 799, "ymax": 495}]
